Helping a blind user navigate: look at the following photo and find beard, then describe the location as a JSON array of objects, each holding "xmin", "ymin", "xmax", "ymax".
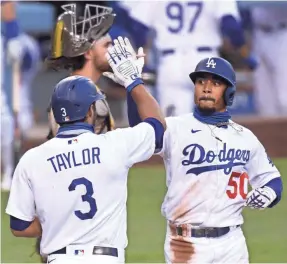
[
  {"xmin": 197, "ymin": 97, "xmax": 216, "ymax": 115},
  {"xmin": 197, "ymin": 105, "xmax": 216, "ymax": 115},
  {"xmin": 92, "ymin": 58, "xmax": 112, "ymax": 73}
]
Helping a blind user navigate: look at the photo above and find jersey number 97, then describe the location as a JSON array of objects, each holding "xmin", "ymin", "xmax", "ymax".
[{"xmin": 166, "ymin": 1, "xmax": 203, "ymax": 33}]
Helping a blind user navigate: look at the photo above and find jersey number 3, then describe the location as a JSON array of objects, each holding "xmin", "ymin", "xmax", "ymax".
[
  {"xmin": 68, "ymin": 177, "xmax": 97, "ymax": 220},
  {"xmin": 166, "ymin": 1, "xmax": 203, "ymax": 33},
  {"xmin": 226, "ymin": 172, "xmax": 249, "ymax": 199}
]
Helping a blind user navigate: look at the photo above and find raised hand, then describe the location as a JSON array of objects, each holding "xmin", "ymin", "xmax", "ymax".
[{"xmin": 103, "ymin": 36, "xmax": 145, "ymax": 90}]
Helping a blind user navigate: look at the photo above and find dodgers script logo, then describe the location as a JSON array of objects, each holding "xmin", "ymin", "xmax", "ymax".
[{"xmin": 182, "ymin": 143, "xmax": 250, "ymax": 175}]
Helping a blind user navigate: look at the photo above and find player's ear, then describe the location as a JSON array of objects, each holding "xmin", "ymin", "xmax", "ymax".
[
  {"xmin": 86, "ymin": 104, "xmax": 93, "ymax": 118},
  {"xmin": 87, "ymin": 103, "xmax": 96, "ymax": 119},
  {"xmin": 84, "ymin": 49, "xmax": 92, "ymax": 60}
]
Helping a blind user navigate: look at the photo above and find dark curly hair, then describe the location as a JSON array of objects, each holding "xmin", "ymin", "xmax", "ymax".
[{"xmin": 45, "ymin": 55, "xmax": 86, "ymax": 72}]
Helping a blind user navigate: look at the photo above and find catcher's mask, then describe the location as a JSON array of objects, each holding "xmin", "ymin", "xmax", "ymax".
[{"xmin": 48, "ymin": 3, "xmax": 115, "ymax": 60}]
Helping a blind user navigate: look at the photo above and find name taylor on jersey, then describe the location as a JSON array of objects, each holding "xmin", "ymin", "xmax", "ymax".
[{"xmin": 47, "ymin": 147, "xmax": 101, "ymax": 173}]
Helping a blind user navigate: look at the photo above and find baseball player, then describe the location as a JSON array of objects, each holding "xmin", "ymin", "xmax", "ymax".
[
  {"xmin": 116, "ymin": 0, "xmax": 257, "ymax": 117},
  {"xmin": 5, "ymin": 35, "xmax": 166, "ymax": 264},
  {"xmin": 36, "ymin": 5, "xmax": 117, "ymax": 261},
  {"xmin": 36, "ymin": 4, "xmax": 119, "ymax": 261},
  {"xmin": 45, "ymin": 3, "xmax": 116, "ymax": 139},
  {"xmin": 1, "ymin": 32, "xmax": 41, "ymax": 191},
  {"xmin": 125, "ymin": 57, "xmax": 283, "ymax": 263},
  {"xmin": 0, "ymin": 1, "xmax": 38, "ymax": 191},
  {"xmin": 250, "ymin": 2, "xmax": 287, "ymax": 116},
  {"xmin": 1, "ymin": 1, "xmax": 19, "ymax": 191},
  {"xmin": 17, "ymin": 33, "xmax": 41, "ymax": 134}
]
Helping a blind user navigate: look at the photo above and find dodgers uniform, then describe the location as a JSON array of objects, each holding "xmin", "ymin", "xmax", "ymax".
[
  {"xmin": 158, "ymin": 114, "xmax": 281, "ymax": 263},
  {"xmin": 251, "ymin": 3, "xmax": 287, "ymax": 116},
  {"xmin": 6, "ymin": 122, "xmax": 156, "ymax": 263},
  {"xmin": 1, "ymin": 32, "xmax": 40, "ymax": 190}
]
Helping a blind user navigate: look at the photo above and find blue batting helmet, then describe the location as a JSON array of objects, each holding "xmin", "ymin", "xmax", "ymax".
[
  {"xmin": 51, "ymin": 76, "xmax": 105, "ymax": 124},
  {"xmin": 189, "ymin": 57, "xmax": 236, "ymax": 106}
]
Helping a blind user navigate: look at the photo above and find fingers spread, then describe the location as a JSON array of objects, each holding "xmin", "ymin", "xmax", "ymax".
[
  {"xmin": 124, "ymin": 37, "xmax": 136, "ymax": 58},
  {"xmin": 106, "ymin": 47, "xmax": 116, "ymax": 65},
  {"xmin": 114, "ymin": 44, "xmax": 123, "ymax": 59},
  {"xmin": 118, "ymin": 36, "xmax": 126, "ymax": 50},
  {"xmin": 137, "ymin": 47, "xmax": 145, "ymax": 57}
]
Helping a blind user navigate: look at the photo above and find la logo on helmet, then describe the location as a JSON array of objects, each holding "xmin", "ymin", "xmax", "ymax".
[{"xmin": 206, "ymin": 58, "xmax": 216, "ymax": 68}]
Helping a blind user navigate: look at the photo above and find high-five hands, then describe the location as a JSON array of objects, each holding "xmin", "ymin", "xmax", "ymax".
[{"xmin": 103, "ymin": 36, "xmax": 145, "ymax": 91}]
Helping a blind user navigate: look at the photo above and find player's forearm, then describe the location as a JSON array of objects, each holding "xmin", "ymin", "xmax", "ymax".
[
  {"xmin": 264, "ymin": 177, "xmax": 283, "ymax": 208},
  {"xmin": 127, "ymin": 92, "xmax": 142, "ymax": 127},
  {"xmin": 11, "ymin": 217, "xmax": 42, "ymax": 238},
  {"xmin": 238, "ymin": 45, "xmax": 250, "ymax": 59},
  {"xmin": 220, "ymin": 15, "xmax": 246, "ymax": 49},
  {"xmin": 130, "ymin": 84, "xmax": 166, "ymax": 129},
  {"xmin": 220, "ymin": 15, "xmax": 257, "ymax": 69}
]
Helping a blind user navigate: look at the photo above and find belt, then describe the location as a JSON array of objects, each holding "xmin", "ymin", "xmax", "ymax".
[
  {"xmin": 257, "ymin": 23, "xmax": 287, "ymax": 33},
  {"xmin": 162, "ymin": 46, "xmax": 215, "ymax": 56},
  {"xmin": 50, "ymin": 246, "xmax": 118, "ymax": 257},
  {"xmin": 171, "ymin": 224, "xmax": 240, "ymax": 238}
]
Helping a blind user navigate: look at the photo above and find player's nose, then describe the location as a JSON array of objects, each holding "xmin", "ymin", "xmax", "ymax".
[{"xmin": 202, "ymin": 80, "xmax": 212, "ymax": 93}]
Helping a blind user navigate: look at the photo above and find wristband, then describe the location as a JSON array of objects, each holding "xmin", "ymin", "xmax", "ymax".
[
  {"xmin": 126, "ymin": 78, "xmax": 144, "ymax": 93},
  {"xmin": 4, "ymin": 19, "xmax": 20, "ymax": 39}
]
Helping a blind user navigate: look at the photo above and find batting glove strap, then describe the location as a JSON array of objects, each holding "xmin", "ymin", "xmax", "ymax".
[
  {"xmin": 245, "ymin": 186, "xmax": 277, "ymax": 210},
  {"xmin": 126, "ymin": 78, "xmax": 144, "ymax": 93}
]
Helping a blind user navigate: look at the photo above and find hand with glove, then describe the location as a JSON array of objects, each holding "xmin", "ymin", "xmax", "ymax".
[
  {"xmin": 245, "ymin": 186, "xmax": 277, "ymax": 210},
  {"xmin": 103, "ymin": 36, "xmax": 145, "ymax": 91}
]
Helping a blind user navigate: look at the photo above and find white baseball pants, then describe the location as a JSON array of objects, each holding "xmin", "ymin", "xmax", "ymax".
[{"xmin": 164, "ymin": 223, "xmax": 249, "ymax": 263}]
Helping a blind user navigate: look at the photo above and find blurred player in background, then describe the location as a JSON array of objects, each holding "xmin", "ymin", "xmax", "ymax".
[
  {"xmin": 6, "ymin": 35, "xmax": 166, "ymax": 264},
  {"xmin": 124, "ymin": 56, "xmax": 283, "ymax": 263},
  {"xmin": 17, "ymin": 34, "xmax": 41, "ymax": 136},
  {"xmin": 1, "ymin": 2, "xmax": 40, "ymax": 191},
  {"xmin": 1, "ymin": 1, "xmax": 21, "ymax": 191},
  {"xmin": 1, "ymin": 1, "xmax": 17, "ymax": 191},
  {"xmin": 251, "ymin": 3, "xmax": 287, "ymax": 116},
  {"xmin": 114, "ymin": 0, "xmax": 257, "ymax": 117},
  {"xmin": 45, "ymin": 3, "xmax": 116, "ymax": 139}
]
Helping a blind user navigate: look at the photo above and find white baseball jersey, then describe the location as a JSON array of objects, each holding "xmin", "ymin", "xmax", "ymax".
[
  {"xmin": 6, "ymin": 123, "xmax": 155, "ymax": 255},
  {"xmin": 158, "ymin": 114, "xmax": 280, "ymax": 227},
  {"xmin": 251, "ymin": 5, "xmax": 287, "ymax": 116},
  {"xmin": 124, "ymin": 0, "xmax": 240, "ymax": 50},
  {"xmin": 252, "ymin": 5, "xmax": 287, "ymax": 27}
]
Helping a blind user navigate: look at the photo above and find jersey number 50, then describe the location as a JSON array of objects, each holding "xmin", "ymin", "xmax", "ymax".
[
  {"xmin": 166, "ymin": 1, "xmax": 203, "ymax": 33},
  {"xmin": 226, "ymin": 172, "xmax": 249, "ymax": 199},
  {"xmin": 68, "ymin": 177, "xmax": 97, "ymax": 220}
]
